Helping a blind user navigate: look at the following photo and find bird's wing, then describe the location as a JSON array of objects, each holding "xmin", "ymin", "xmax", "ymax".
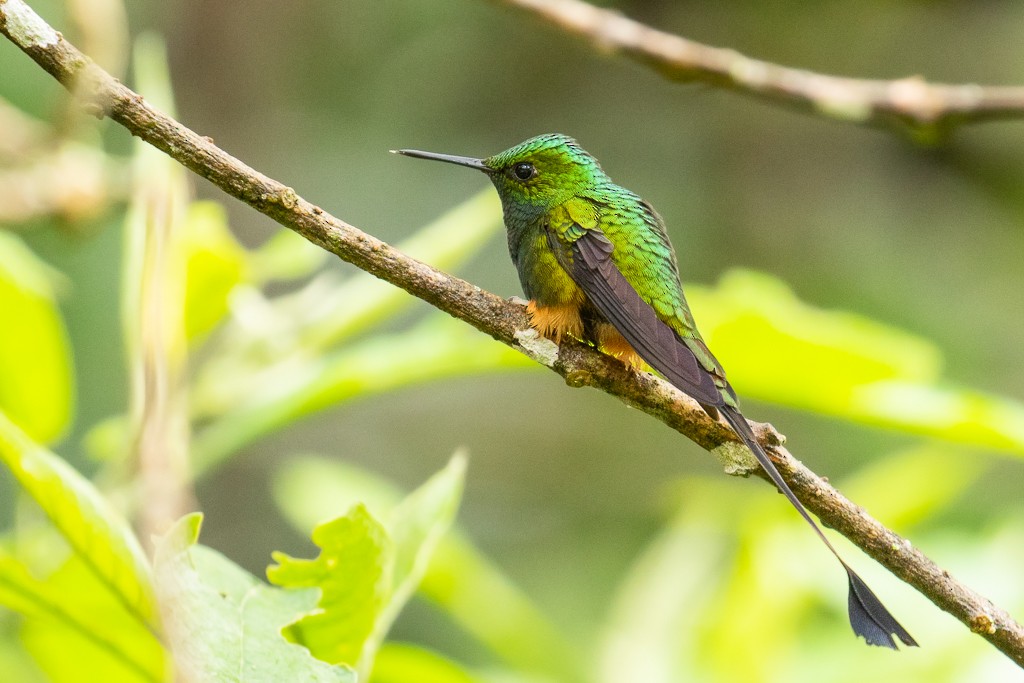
[
  {"xmin": 553, "ymin": 219, "xmax": 725, "ymax": 409},
  {"xmin": 628, "ymin": 197, "xmax": 737, "ymax": 402}
]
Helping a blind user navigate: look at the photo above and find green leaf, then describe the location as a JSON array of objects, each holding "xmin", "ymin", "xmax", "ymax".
[
  {"xmin": 268, "ymin": 455, "xmax": 467, "ymax": 680},
  {"xmin": 688, "ymin": 269, "xmax": 1024, "ymax": 453},
  {"xmin": 0, "ymin": 231, "xmax": 74, "ymax": 443},
  {"xmin": 690, "ymin": 270, "xmax": 941, "ymax": 397},
  {"xmin": 182, "ymin": 201, "xmax": 248, "ymax": 342},
  {"xmin": 0, "ymin": 551, "xmax": 167, "ymax": 682},
  {"xmin": 154, "ymin": 514, "xmax": 355, "ymax": 683},
  {"xmin": 387, "ymin": 452, "xmax": 466, "ymax": 600},
  {"xmin": 371, "ymin": 642, "xmax": 481, "ymax": 683},
  {"xmin": 376, "ymin": 453, "xmax": 466, "ymax": 650},
  {"xmin": 272, "ymin": 457, "xmax": 582, "ymax": 681},
  {"xmin": 0, "ymin": 617, "xmax": 43, "ymax": 683},
  {"xmin": 0, "ymin": 411, "xmax": 157, "ymax": 629},
  {"xmin": 267, "ymin": 505, "xmax": 393, "ymax": 669}
]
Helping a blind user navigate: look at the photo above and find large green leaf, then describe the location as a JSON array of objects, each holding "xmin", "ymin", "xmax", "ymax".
[
  {"xmin": 0, "ymin": 231, "xmax": 74, "ymax": 443},
  {"xmin": 154, "ymin": 514, "xmax": 355, "ymax": 683},
  {"xmin": 689, "ymin": 269, "xmax": 1024, "ymax": 453},
  {"xmin": 0, "ymin": 412, "xmax": 156, "ymax": 629},
  {"xmin": 375, "ymin": 453, "xmax": 466, "ymax": 654},
  {"xmin": 388, "ymin": 453, "xmax": 467, "ymax": 592},
  {"xmin": 0, "ymin": 551, "xmax": 167, "ymax": 682}
]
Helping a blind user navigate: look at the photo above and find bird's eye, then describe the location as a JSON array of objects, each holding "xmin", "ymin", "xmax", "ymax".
[{"xmin": 512, "ymin": 162, "xmax": 536, "ymax": 181}]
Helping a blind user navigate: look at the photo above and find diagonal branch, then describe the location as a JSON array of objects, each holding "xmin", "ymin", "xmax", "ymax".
[
  {"xmin": 488, "ymin": 0, "xmax": 1024, "ymax": 136},
  {"xmin": 3, "ymin": 0, "xmax": 1023, "ymax": 665}
]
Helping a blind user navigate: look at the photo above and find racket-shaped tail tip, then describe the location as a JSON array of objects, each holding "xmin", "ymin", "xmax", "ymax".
[{"xmin": 846, "ymin": 568, "xmax": 918, "ymax": 648}]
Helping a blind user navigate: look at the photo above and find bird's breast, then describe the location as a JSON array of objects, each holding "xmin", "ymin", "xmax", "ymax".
[{"xmin": 507, "ymin": 216, "xmax": 584, "ymax": 308}]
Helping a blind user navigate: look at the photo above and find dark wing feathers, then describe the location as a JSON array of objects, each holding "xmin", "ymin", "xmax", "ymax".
[{"xmin": 571, "ymin": 231, "xmax": 723, "ymax": 408}]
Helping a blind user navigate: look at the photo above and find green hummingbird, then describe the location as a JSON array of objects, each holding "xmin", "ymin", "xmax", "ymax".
[{"xmin": 395, "ymin": 133, "xmax": 916, "ymax": 649}]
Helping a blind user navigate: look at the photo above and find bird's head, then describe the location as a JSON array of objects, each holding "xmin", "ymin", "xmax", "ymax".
[{"xmin": 395, "ymin": 134, "xmax": 606, "ymax": 213}]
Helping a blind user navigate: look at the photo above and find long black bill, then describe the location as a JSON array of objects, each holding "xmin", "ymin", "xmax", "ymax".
[{"xmin": 391, "ymin": 148, "xmax": 489, "ymax": 171}]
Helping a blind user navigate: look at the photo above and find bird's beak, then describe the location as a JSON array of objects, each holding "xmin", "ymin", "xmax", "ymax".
[{"xmin": 391, "ymin": 148, "xmax": 490, "ymax": 172}]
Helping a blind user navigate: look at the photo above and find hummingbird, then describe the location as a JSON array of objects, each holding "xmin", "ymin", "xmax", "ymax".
[{"xmin": 394, "ymin": 133, "xmax": 916, "ymax": 649}]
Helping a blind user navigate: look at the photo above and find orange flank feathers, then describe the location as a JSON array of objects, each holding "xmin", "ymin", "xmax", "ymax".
[
  {"xmin": 526, "ymin": 301, "xmax": 644, "ymax": 369},
  {"xmin": 595, "ymin": 323, "xmax": 645, "ymax": 369},
  {"xmin": 526, "ymin": 300, "xmax": 583, "ymax": 344}
]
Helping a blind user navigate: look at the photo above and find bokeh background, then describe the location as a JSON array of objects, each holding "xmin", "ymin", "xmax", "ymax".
[{"xmin": 2, "ymin": 0, "xmax": 1024, "ymax": 681}]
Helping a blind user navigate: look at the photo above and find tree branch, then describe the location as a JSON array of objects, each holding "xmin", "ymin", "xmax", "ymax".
[
  {"xmin": 487, "ymin": 0, "xmax": 1024, "ymax": 136},
  {"xmin": 3, "ymin": 0, "xmax": 1023, "ymax": 664}
]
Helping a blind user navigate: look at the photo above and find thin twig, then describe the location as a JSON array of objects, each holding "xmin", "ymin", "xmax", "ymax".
[
  {"xmin": 2, "ymin": 0, "xmax": 1022, "ymax": 665},
  {"xmin": 125, "ymin": 34, "xmax": 196, "ymax": 548},
  {"xmin": 488, "ymin": 0, "xmax": 1024, "ymax": 136},
  {"xmin": 126, "ymin": 133, "xmax": 195, "ymax": 545}
]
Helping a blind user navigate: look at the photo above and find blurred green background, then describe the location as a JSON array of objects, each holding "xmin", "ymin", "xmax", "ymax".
[{"xmin": 2, "ymin": 0, "xmax": 1024, "ymax": 681}]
